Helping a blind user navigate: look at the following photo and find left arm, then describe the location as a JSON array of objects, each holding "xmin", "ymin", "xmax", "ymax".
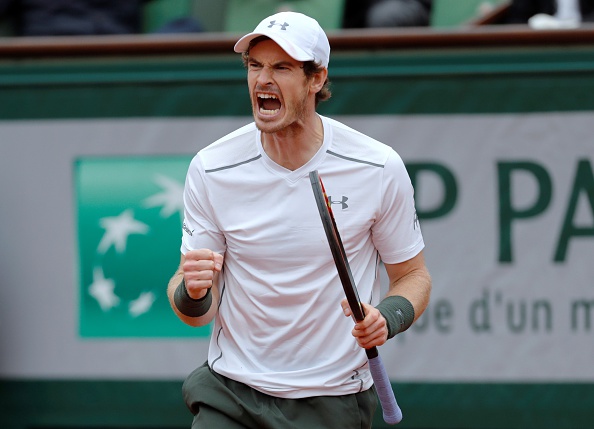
[{"xmin": 342, "ymin": 250, "xmax": 431, "ymax": 349}]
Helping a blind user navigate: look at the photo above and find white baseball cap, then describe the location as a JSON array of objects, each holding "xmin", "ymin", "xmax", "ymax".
[{"xmin": 234, "ymin": 12, "xmax": 330, "ymax": 68}]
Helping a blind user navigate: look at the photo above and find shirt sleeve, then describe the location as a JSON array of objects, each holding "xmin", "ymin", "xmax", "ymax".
[
  {"xmin": 371, "ymin": 149, "xmax": 424, "ymax": 264},
  {"xmin": 180, "ymin": 154, "xmax": 226, "ymax": 255}
]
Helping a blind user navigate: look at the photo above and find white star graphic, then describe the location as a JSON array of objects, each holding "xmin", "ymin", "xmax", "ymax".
[
  {"xmin": 143, "ymin": 174, "xmax": 184, "ymax": 218},
  {"xmin": 97, "ymin": 209, "xmax": 149, "ymax": 254},
  {"xmin": 129, "ymin": 291, "xmax": 157, "ymax": 317},
  {"xmin": 88, "ymin": 267, "xmax": 120, "ymax": 311}
]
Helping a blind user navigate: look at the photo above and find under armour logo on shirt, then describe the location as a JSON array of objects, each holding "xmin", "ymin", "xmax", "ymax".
[
  {"xmin": 329, "ymin": 195, "xmax": 349, "ymax": 210},
  {"xmin": 268, "ymin": 20, "xmax": 289, "ymax": 30}
]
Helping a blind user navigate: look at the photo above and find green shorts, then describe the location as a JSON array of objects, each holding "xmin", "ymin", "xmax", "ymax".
[{"xmin": 182, "ymin": 362, "xmax": 377, "ymax": 429}]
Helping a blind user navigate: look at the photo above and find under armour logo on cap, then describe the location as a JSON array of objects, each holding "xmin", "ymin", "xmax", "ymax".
[{"xmin": 268, "ymin": 20, "xmax": 289, "ymax": 30}]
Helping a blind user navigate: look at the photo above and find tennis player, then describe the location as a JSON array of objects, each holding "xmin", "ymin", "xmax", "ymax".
[{"xmin": 167, "ymin": 11, "xmax": 432, "ymax": 429}]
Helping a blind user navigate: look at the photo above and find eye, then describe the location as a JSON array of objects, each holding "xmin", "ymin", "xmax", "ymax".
[{"xmin": 248, "ymin": 62, "xmax": 262, "ymax": 70}]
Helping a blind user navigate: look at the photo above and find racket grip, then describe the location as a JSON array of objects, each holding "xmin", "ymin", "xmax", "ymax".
[{"xmin": 368, "ymin": 354, "xmax": 403, "ymax": 425}]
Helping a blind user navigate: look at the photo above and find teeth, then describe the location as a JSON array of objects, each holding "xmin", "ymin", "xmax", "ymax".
[
  {"xmin": 259, "ymin": 107, "xmax": 279, "ymax": 114},
  {"xmin": 257, "ymin": 93, "xmax": 279, "ymax": 115}
]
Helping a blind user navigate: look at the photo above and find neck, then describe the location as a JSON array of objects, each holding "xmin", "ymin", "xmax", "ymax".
[{"xmin": 261, "ymin": 114, "xmax": 324, "ymax": 171}]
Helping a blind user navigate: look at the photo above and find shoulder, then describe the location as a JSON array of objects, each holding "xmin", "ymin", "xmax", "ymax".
[
  {"xmin": 323, "ymin": 116, "xmax": 397, "ymax": 168},
  {"xmin": 194, "ymin": 122, "xmax": 260, "ymax": 173}
]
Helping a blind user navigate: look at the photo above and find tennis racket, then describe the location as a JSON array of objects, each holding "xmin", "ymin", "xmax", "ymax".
[{"xmin": 309, "ymin": 170, "xmax": 403, "ymax": 425}]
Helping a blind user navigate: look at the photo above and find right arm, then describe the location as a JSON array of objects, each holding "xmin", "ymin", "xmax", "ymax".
[{"xmin": 167, "ymin": 249, "xmax": 223, "ymax": 327}]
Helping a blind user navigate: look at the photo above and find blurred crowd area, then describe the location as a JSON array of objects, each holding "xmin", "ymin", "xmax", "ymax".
[{"xmin": 0, "ymin": 0, "xmax": 593, "ymax": 38}]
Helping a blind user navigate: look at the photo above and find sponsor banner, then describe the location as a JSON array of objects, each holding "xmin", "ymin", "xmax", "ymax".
[
  {"xmin": 76, "ymin": 157, "xmax": 210, "ymax": 338},
  {"xmin": 350, "ymin": 113, "xmax": 594, "ymax": 381},
  {"xmin": 1, "ymin": 113, "xmax": 593, "ymax": 380}
]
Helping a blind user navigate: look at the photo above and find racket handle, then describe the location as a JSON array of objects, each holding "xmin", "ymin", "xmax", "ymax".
[{"xmin": 368, "ymin": 354, "xmax": 403, "ymax": 425}]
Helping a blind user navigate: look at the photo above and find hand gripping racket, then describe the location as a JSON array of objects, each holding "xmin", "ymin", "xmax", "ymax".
[{"xmin": 309, "ymin": 170, "xmax": 403, "ymax": 425}]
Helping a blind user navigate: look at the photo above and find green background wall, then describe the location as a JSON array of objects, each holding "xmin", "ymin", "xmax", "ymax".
[{"xmin": 1, "ymin": 41, "xmax": 594, "ymax": 429}]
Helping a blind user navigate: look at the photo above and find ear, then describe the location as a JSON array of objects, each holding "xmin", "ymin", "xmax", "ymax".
[{"xmin": 309, "ymin": 67, "xmax": 328, "ymax": 94}]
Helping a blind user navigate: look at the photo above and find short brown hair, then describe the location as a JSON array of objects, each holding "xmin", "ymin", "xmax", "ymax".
[{"xmin": 241, "ymin": 36, "xmax": 331, "ymax": 106}]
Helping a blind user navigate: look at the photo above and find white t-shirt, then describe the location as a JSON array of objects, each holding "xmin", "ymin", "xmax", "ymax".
[{"xmin": 181, "ymin": 115, "xmax": 424, "ymax": 398}]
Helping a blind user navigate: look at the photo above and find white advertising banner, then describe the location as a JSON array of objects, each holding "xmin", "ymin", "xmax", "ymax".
[
  {"xmin": 353, "ymin": 112, "xmax": 594, "ymax": 381},
  {"xmin": 0, "ymin": 112, "xmax": 592, "ymax": 381}
]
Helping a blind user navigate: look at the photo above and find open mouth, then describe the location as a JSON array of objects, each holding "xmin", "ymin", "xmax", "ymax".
[{"xmin": 257, "ymin": 93, "xmax": 281, "ymax": 115}]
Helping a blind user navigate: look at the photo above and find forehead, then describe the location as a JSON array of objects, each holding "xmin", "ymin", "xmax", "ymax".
[{"xmin": 248, "ymin": 39, "xmax": 300, "ymax": 64}]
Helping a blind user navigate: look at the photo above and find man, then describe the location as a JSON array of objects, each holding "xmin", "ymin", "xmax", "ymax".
[
  {"xmin": 0, "ymin": 0, "xmax": 146, "ymax": 36},
  {"xmin": 366, "ymin": 0, "xmax": 433, "ymax": 28},
  {"xmin": 505, "ymin": 0, "xmax": 594, "ymax": 25},
  {"xmin": 167, "ymin": 11, "xmax": 431, "ymax": 429}
]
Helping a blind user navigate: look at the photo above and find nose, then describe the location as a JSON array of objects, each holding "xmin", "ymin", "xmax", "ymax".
[{"xmin": 256, "ymin": 66, "xmax": 273, "ymax": 85}]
